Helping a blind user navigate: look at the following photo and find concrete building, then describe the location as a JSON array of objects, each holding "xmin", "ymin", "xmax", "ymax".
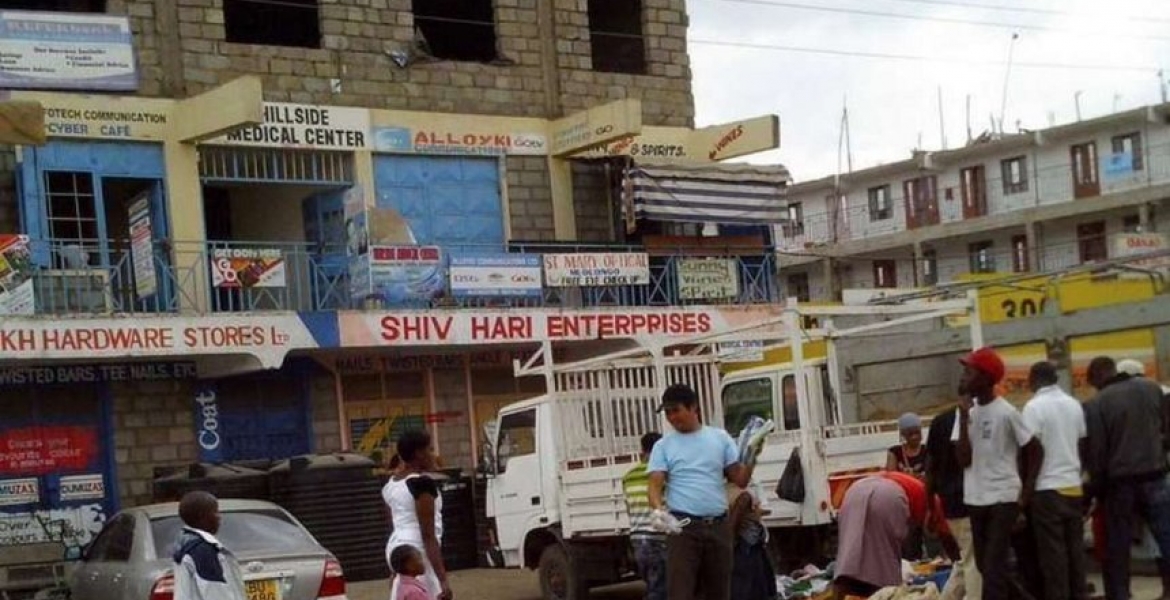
[
  {"xmin": 0, "ymin": 0, "xmax": 789, "ymax": 572},
  {"xmin": 778, "ymin": 105, "xmax": 1170, "ymax": 301}
]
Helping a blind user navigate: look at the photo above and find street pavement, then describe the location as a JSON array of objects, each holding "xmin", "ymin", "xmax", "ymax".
[{"xmin": 347, "ymin": 569, "xmax": 1160, "ymax": 600}]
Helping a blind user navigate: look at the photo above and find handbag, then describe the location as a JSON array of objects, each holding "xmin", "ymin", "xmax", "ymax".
[{"xmin": 776, "ymin": 447, "xmax": 806, "ymax": 503}]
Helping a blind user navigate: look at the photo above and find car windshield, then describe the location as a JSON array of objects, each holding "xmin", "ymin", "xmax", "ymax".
[{"xmin": 151, "ymin": 509, "xmax": 318, "ymax": 559}]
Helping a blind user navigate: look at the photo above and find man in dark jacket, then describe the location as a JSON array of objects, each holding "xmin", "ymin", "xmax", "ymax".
[{"xmin": 1085, "ymin": 356, "xmax": 1170, "ymax": 600}]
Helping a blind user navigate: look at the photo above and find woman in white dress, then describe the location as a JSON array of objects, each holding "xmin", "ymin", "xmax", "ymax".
[{"xmin": 384, "ymin": 430, "xmax": 451, "ymax": 600}]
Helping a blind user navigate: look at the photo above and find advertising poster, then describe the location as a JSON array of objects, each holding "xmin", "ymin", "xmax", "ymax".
[
  {"xmin": 677, "ymin": 258, "xmax": 740, "ymax": 300},
  {"xmin": 543, "ymin": 252, "xmax": 650, "ymax": 287},
  {"xmin": 127, "ymin": 193, "xmax": 157, "ymax": 299},
  {"xmin": 449, "ymin": 254, "xmax": 542, "ymax": 298},
  {"xmin": 0, "ymin": 426, "xmax": 98, "ymax": 476},
  {"xmin": 363, "ymin": 246, "xmax": 445, "ymax": 305},
  {"xmin": 1113, "ymin": 232, "xmax": 1169, "ymax": 273},
  {"xmin": 0, "ymin": 478, "xmax": 38, "ymax": 506},
  {"xmin": 59, "ymin": 474, "xmax": 104, "ymax": 502},
  {"xmin": 210, "ymin": 248, "xmax": 286, "ymax": 288},
  {"xmin": 0, "ymin": 10, "xmax": 137, "ymax": 91},
  {"xmin": 0, "ymin": 234, "xmax": 34, "ymax": 315}
]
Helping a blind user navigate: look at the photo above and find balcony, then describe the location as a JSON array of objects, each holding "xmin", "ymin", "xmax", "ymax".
[
  {"xmin": 779, "ymin": 140, "xmax": 1170, "ymax": 259},
  {"xmin": 18, "ymin": 239, "xmax": 778, "ymax": 316}
]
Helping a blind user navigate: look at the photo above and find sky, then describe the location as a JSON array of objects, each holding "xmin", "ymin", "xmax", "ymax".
[{"xmin": 686, "ymin": 0, "xmax": 1170, "ymax": 182}]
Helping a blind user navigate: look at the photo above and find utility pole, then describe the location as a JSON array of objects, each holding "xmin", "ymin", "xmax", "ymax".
[{"xmin": 1160, "ymin": 69, "xmax": 1167, "ymax": 104}]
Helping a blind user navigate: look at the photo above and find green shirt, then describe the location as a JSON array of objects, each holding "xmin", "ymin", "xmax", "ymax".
[{"xmin": 622, "ymin": 461, "xmax": 663, "ymax": 540}]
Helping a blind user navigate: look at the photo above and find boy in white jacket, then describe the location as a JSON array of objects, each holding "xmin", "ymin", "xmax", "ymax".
[{"xmin": 173, "ymin": 491, "xmax": 247, "ymax": 600}]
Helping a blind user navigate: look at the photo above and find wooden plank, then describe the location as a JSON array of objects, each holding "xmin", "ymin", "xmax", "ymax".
[{"xmin": 0, "ymin": 100, "xmax": 46, "ymax": 146}]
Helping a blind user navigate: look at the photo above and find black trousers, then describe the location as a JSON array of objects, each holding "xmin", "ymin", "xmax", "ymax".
[
  {"xmin": 665, "ymin": 518, "xmax": 732, "ymax": 600},
  {"xmin": 1029, "ymin": 491, "xmax": 1087, "ymax": 600},
  {"xmin": 970, "ymin": 503, "xmax": 1021, "ymax": 600}
]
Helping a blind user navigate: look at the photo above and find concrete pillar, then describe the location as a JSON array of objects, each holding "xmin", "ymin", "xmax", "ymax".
[
  {"xmin": 153, "ymin": 0, "xmax": 185, "ymax": 98},
  {"xmin": 1025, "ymin": 220, "xmax": 1041, "ymax": 272},
  {"xmin": 912, "ymin": 242, "xmax": 924, "ymax": 287},
  {"xmin": 822, "ymin": 257, "xmax": 840, "ymax": 301},
  {"xmin": 1139, "ymin": 203, "xmax": 1152, "ymax": 231}
]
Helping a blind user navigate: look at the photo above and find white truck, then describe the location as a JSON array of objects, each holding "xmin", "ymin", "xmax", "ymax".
[{"xmin": 483, "ymin": 296, "xmax": 983, "ymax": 600}]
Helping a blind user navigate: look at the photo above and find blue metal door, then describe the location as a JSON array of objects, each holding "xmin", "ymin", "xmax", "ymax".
[
  {"xmin": 303, "ymin": 190, "xmax": 348, "ymax": 309},
  {"xmin": 372, "ymin": 155, "xmax": 504, "ymax": 250},
  {"xmin": 204, "ymin": 362, "xmax": 313, "ymax": 462}
]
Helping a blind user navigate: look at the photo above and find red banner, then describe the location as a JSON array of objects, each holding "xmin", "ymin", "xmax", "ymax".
[{"xmin": 0, "ymin": 426, "xmax": 98, "ymax": 475}]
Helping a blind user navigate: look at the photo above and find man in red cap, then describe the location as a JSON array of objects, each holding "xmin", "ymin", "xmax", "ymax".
[{"xmin": 953, "ymin": 347, "xmax": 1044, "ymax": 600}]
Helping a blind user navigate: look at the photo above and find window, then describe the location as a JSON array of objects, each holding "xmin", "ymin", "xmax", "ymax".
[
  {"xmin": 921, "ymin": 249, "xmax": 938, "ymax": 286},
  {"xmin": 7, "ymin": 0, "xmax": 104, "ymax": 11},
  {"xmin": 873, "ymin": 260, "xmax": 897, "ymax": 289},
  {"xmin": 783, "ymin": 203, "xmax": 805, "ymax": 237},
  {"xmin": 224, "ymin": 0, "xmax": 319, "ymax": 48},
  {"xmin": 723, "ymin": 378, "xmax": 773, "ymax": 438},
  {"xmin": 960, "ymin": 165, "xmax": 987, "ymax": 218},
  {"xmin": 1077, "ymin": 221, "xmax": 1108, "ymax": 263},
  {"xmin": 1011, "ymin": 236, "xmax": 1030, "ymax": 273},
  {"xmin": 781, "ymin": 375, "xmax": 800, "ymax": 431},
  {"xmin": 152, "ymin": 510, "xmax": 315, "ymax": 559},
  {"xmin": 1001, "ymin": 156, "xmax": 1028, "ymax": 195},
  {"xmin": 1112, "ymin": 132, "xmax": 1144, "ymax": 171},
  {"xmin": 786, "ymin": 272, "xmax": 810, "ymax": 302},
  {"xmin": 868, "ymin": 185, "xmax": 892, "ymax": 221},
  {"xmin": 903, "ymin": 175, "xmax": 939, "ymax": 228},
  {"xmin": 969, "ymin": 241, "xmax": 995, "ymax": 273},
  {"xmin": 1123, "ymin": 214, "xmax": 1143, "ymax": 233},
  {"xmin": 588, "ymin": 0, "xmax": 646, "ymax": 74},
  {"xmin": 85, "ymin": 514, "xmax": 135, "ymax": 562},
  {"xmin": 413, "ymin": 0, "xmax": 499, "ymax": 62},
  {"xmin": 496, "ymin": 409, "xmax": 536, "ymax": 473},
  {"xmin": 44, "ymin": 171, "xmax": 100, "ymax": 268}
]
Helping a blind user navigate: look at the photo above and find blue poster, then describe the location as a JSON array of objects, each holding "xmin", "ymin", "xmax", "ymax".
[
  {"xmin": 449, "ymin": 254, "xmax": 542, "ymax": 298},
  {"xmin": 1103, "ymin": 152, "xmax": 1134, "ymax": 181}
]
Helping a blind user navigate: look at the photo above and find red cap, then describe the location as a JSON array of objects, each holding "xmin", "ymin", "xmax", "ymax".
[{"xmin": 960, "ymin": 347, "xmax": 1005, "ymax": 384}]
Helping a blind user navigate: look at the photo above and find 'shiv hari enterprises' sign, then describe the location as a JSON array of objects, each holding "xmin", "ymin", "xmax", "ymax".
[
  {"xmin": 0, "ymin": 315, "xmax": 320, "ymax": 368},
  {"xmin": 338, "ymin": 305, "xmax": 783, "ymax": 346},
  {"xmin": 219, "ymin": 102, "xmax": 369, "ymax": 150}
]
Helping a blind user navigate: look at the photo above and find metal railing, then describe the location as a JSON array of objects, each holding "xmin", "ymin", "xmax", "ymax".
[{"xmin": 20, "ymin": 239, "xmax": 779, "ymax": 315}]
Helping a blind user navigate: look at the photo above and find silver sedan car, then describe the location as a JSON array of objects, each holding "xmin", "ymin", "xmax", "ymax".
[{"xmin": 69, "ymin": 499, "xmax": 349, "ymax": 600}]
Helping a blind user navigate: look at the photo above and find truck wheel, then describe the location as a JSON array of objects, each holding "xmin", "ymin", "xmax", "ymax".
[{"xmin": 538, "ymin": 544, "xmax": 589, "ymax": 600}]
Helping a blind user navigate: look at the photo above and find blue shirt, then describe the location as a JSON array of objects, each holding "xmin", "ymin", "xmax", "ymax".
[{"xmin": 647, "ymin": 425, "xmax": 739, "ymax": 517}]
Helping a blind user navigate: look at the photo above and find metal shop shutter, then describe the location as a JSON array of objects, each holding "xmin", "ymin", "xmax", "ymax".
[{"xmin": 372, "ymin": 155, "xmax": 504, "ymax": 249}]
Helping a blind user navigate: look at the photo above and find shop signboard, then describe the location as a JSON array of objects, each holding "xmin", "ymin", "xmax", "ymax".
[
  {"xmin": 449, "ymin": 254, "xmax": 542, "ymax": 298},
  {"xmin": 0, "ymin": 234, "xmax": 34, "ymax": 315},
  {"xmin": 59, "ymin": 474, "xmax": 104, "ymax": 502},
  {"xmin": 128, "ymin": 193, "xmax": 157, "ymax": 299},
  {"xmin": 0, "ymin": 426, "xmax": 98, "ymax": 476},
  {"xmin": 218, "ymin": 102, "xmax": 370, "ymax": 151},
  {"xmin": 677, "ymin": 258, "xmax": 740, "ymax": 300},
  {"xmin": 543, "ymin": 252, "xmax": 650, "ymax": 287},
  {"xmin": 0, "ymin": 478, "xmax": 38, "ymax": 506},
  {"xmin": 0, "ymin": 362, "xmax": 197, "ymax": 387},
  {"xmin": 550, "ymin": 99, "xmax": 642, "ymax": 156},
  {"xmin": 374, "ymin": 127, "xmax": 548, "ymax": 156},
  {"xmin": 573, "ymin": 115, "xmax": 781, "ymax": 163},
  {"xmin": 0, "ymin": 10, "xmax": 137, "ymax": 91},
  {"xmin": 1113, "ymin": 232, "xmax": 1169, "ymax": 273},
  {"xmin": 352, "ymin": 246, "xmax": 445, "ymax": 306},
  {"xmin": 211, "ymin": 247, "xmax": 286, "ymax": 288},
  {"xmin": 338, "ymin": 305, "xmax": 786, "ymax": 346},
  {"xmin": 718, "ymin": 341, "xmax": 765, "ymax": 363}
]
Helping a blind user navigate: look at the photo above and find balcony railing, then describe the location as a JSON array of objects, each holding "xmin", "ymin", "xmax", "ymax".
[
  {"xmin": 19, "ymin": 239, "xmax": 778, "ymax": 316},
  {"xmin": 779, "ymin": 141, "xmax": 1170, "ymax": 253}
]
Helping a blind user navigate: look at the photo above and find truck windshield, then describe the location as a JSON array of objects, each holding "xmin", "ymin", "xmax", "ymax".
[{"xmin": 722, "ymin": 378, "xmax": 773, "ymax": 437}]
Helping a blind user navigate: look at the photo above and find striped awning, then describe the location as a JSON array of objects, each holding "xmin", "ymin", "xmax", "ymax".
[{"xmin": 624, "ymin": 162, "xmax": 791, "ymax": 225}]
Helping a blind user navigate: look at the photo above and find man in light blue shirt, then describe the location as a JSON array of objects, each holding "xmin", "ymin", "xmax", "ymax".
[{"xmin": 647, "ymin": 384, "xmax": 754, "ymax": 600}]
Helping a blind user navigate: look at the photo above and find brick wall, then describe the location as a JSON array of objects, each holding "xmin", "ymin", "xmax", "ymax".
[
  {"xmin": 571, "ymin": 160, "xmax": 617, "ymax": 242},
  {"xmin": 432, "ymin": 367, "xmax": 473, "ymax": 471},
  {"xmin": 309, "ymin": 372, "xmax": 343, "ymax": 454},
  {"xmin": 110, "ymin": 379, "xmax": 198, "ymax": 509},
  {"xmin": 112, "ymin": 0, "xmax": 692, "ymax": 126},
  {"xmin": 506, "ymin": 156, "xmax": 556, "ymax": 241}
]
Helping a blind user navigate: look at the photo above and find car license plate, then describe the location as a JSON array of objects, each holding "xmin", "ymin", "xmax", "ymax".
[{"xmin": 245, "ymin": 579, "xmax": 280, "ymax": 600}]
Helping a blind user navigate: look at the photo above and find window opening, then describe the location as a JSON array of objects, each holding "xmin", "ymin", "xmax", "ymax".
[
  {"xmin": 921, "ymin": 249, "xmax": 938, "ymax": 286},
  {"xmin": 1001, "ymin": 156, "xmax": 1028, "ymax": 195},
  {"xmin": 1112, "ymin": 132, "xmax": 1144, "ymax": 171},
  {"xmin": 224, "ymin": 0, "xmax": 320, "ymax": 49},
  {"xmin": 873, "ymin": 260, "xmax": 897, "ymax": 289},
  {"xmin": 781, "ymin": 375, "xmax": 800, "ymax": 431},
  {"xmin": 1011, "ymin": 235, "xmax": 1029, "ymax": 273},
  {"xmin": 969, "ymin": 241, "xmax": 995, "ymax": 273},
  {"xmin": 412, "ymin": 0, "xmax": 499, "ymax": 63},
  {"xmin": 497, "ymin": 409, "xmax": 536, "ymax": 473},
  {"xmin": 786, "ymin": 272, "xmax": 810, "ymax": 302},
  {"xmin": 1077, "ymin": 221, "xmax": 1108, "ymax": 263},
  {"xmin": 588, "ymin": 0, "xmax": 647, "ymax": 74},
  {"xmin": 723, "ymin": 378, "xmax": 773, "ymax": 438},
  {"xmin": 868, "ymin": 185, "xmax": 892, "ymax": 221}
]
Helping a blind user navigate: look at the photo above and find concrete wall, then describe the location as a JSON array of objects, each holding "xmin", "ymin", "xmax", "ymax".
[
  {"xmin": 505, "ymin": 156, "xmax": 556, "ymax": 241},
  {"xmin": 111, "ymin": 379, "xmax": 198, "ymax": 508}
]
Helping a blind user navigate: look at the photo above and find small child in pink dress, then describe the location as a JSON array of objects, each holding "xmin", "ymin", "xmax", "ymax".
[{"xmin": 390, "ymin": 545, "xmax": 434, "ymax": 600}]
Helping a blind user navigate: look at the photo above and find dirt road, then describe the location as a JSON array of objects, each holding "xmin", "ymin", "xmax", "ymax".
[{"xmin": 347, "ymin": 569, "xmax": 643, "ymax": 600}]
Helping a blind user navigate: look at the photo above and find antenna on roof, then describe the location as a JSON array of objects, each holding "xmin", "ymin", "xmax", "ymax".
[
  {"xmin": 1075, "ymin": 91, "xmax": 1083, "ymax": 121},
  {"xmin": 937, "ymin": 86, "xmax": 947, "ymax": 150},
  {"xmin": 1160, "ymin": 69, "xmax": 1168, "ymax": 104},
  {"xmin": 998, "ymin": 33, "xmax": 1019, "ymax": 134},
  {"xmin": 965, "ymin": 94, "xmax": 973, "ymax": 145}
]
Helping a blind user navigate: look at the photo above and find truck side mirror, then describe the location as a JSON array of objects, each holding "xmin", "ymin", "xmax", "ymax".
[{"xmin": 477, "ymin": 440, "xmax": 498, "ymax": 477}]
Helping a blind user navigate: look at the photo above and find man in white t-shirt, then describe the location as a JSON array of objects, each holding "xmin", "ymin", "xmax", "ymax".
[
  {"xmin": 954, "ymin": 347, "xmax": 1043, "ymax": 600},
  {"xmin": 1022, "ymin": 361, "xmax": 1087, "ymax": 600}
]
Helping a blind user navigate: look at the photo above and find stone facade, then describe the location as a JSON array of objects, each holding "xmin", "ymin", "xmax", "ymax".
[
  {"xmin": 155, "ymin": 0, "xmax": 694, "ymax": 127},
  {"xmin": 432, "ymin": 367, "xmax": 474, "ymax": 471},
  {"xmin": 110, "ymin": 378, "xmax": 199, "ymax": 508},
  {"xmin": 505, "ymin": 156, "xmax": 556, "ymax": 241}
]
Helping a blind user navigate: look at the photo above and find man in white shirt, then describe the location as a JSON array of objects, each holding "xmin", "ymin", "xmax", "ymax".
[
  {"xmin": 954, "ymin": 347, "xmax": 1043, "ymax": 600},
  {"xmin": 1022, "ymin": 361, "xmax": 1088, "ymax": 600}
]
